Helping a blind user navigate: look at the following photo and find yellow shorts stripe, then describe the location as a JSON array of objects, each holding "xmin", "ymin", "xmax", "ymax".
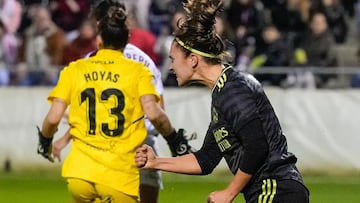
[
  {"xmin": 269, "ymin": 179, "xmax": 277, "ymax": 203},
  {"xmin": 258, "ymin": 179, "xmax": 277, "ymax": 203}
]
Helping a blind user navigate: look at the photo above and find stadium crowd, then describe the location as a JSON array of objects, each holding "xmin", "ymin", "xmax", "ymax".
[{"xmin": 0, "ymin": 0, "xmax": 359, "ymax": 88}]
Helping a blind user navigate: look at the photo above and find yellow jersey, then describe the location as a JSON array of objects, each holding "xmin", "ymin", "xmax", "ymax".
[{"xmin": 48, "ymin": 49, "xmax": 160, "ymax": 197}]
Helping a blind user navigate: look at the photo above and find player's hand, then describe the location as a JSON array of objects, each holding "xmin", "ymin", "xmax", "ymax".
[
  {"xmin": 52, "ymin": 137, "xmax": 68, "ymax": 162},
  {"xmin": 135, "ymin": 144, "xmax": 156, "ymax": 169},
  {"xmin": 207, "ymin": 190, "xmax": 235, "ymax": 203},
  {"xmin": 36, "ymin": 126, "xmax": 54, "ymax": 162},
  {"xmin": 165, "ymin": 129, "xmax": 197, "ymax": 157}
]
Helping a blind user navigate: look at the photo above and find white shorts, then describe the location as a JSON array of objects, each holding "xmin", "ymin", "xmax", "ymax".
[{"xmin": 140, "ymin": 134, "xmax": 163, "ymax": 189}]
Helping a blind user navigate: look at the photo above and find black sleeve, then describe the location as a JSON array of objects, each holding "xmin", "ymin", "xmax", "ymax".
[
  {"xmin": 193, "ymin": 128, "xmax": 223, "ymax": 175},
  {"xmin": 219, "ymin": 81, "xmax": 268, "ymax": 174},
  {"xmin": 238, "ymin": 118, "xmax": 269, "ymax": 174}
]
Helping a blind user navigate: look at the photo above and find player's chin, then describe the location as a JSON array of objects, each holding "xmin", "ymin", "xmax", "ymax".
[
  {"xmin": 178, "ymin": 78, "xmax": 199, "ymax": 87},
  {"xmin": 176, "ymin": 77, "xmax": 186, "ymax": 87},
  {"xmin": 176, "ymin": 76, "xmax": 192, "ymax": 87}
]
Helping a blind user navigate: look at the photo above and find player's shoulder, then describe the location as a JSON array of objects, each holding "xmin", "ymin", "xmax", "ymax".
[
  {"xmin": 124, "ymin": 43, "xmax": 141, "ymax": 53},
  {"xmin": 124, "ymin": 43, "xmax": 158, "ymax": 69},
  {"xmin": 124, "ymin": 44, "xmax": 148, "ymax": 59},
  {"xmin": 214, "ymin": 66, "xmax": 261, "ymax": 95},
  {"xmin": 75, "ymin": 54, "xmax": 98, "ymax": 66},
  {"xmin": 62, "ymin": 57, "xmax": 87, "ymax": 72}
]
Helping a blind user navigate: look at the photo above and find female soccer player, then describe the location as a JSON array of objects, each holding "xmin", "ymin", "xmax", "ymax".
[
  {"xmin": 36, "ymin": 1, "xmax": 189, "ymax": 202},
  {"xmin": 135, "ymin": 0, "xmax": 310, "ymax": 203},
  {"xmin": 47, "ymin": 1, "xmax": 196, "ymax": 203}
]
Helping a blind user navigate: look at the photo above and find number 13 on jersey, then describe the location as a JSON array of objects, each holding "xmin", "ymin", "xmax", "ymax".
[{"xmin": 81, "ymin": 88, "xmax": 125, "ymax": 137}]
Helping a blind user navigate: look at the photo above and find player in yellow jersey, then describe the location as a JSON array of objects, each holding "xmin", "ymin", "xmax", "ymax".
[{"xmin": 36, "ymin": 1, "xmax": 193, "ymax": 203}]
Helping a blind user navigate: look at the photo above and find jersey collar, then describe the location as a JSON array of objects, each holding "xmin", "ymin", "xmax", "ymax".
[
  {"xmin": 96, "ymin": 49, "xmax": 124, "ymax": 58},
  {"xmin": 212, "ymin": 65, "xmax": 232, "ymax": 93}
]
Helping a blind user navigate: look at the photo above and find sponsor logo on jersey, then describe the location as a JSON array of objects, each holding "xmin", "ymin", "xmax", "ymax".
[{"xmin": 213, "ymin": 126, "xmax": 231, "ymax": 152}]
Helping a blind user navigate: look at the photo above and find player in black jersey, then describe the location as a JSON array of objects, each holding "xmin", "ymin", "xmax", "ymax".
[{"xmin": 136, "ymin": 0, "xmax": 309, "ymax": 203}]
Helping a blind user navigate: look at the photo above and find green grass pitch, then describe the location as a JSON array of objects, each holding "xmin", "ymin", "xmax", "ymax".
[{"xmin": 1, "ymin": 169, "xmax": 360, "ymax": 203}]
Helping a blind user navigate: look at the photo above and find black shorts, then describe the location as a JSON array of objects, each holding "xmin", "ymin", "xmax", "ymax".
[{"xmin": 244, "ymin": 179, "xmax": 309, "ymax": 203}]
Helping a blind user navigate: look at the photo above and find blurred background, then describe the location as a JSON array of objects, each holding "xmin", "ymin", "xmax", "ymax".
[
  {"xmin": 1, "ymin": 0, "xmax": 360, "ymax": 202},
  {"xmin": 0, "ymin": 0, "xmax": 360, "ymax": 88}
]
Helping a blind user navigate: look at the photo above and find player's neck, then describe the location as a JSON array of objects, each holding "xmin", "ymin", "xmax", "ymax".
[{"xmin": 193, "ymin": 64, "xmax": 223, "ymax": 89}]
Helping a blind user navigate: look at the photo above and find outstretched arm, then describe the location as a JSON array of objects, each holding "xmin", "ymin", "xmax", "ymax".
[{"xmin": 136, "ymin": 144, "xmax": 202, "ymax": 175}]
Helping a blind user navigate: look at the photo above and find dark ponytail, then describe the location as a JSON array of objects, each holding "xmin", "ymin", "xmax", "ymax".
[{"xmin": 96, "ymin": 0, "xmax": 129, "ymax": 50}]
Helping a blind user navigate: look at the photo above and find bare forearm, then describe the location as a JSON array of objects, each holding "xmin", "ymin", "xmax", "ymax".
[
  {"xmin": 62, "ymin": 129, "xmax": 72, "ymax": 143},
  {"xmin": 151, "ymin": 95, "xmax": 171, "ymax": 135},
  {"xmin": 41, "ymin": 99, "xmax": 67, "ymax": 138},
  {"xmin": 141, "ymin": 94, "xmax": 174, "ymax": 136},
  {"xmin": 41, "ymin": 119, "xmax": 59, "ymax": 138},
  {"xmin": 153, "ymin": 153, "xmax": 202, "ymax": 174},
  {"xmin": 225, "ymin": 169, "xmax": 252, "ymax": 199},
  {"xmin": 207, "ymin": 169, "xmax": 252, "ymax": 203},
  {"xmin": 150, "ymin": 111, "xmax": 174, "ymax": 136}
]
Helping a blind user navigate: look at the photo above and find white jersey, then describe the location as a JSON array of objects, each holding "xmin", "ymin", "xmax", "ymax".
[
  {"xmin": 124, "ymin": 43, "xmax": 164, "ymax": 95},
  {"xmin": 124, "ymin": 43, "xmax": 164, "ymax": 135}
]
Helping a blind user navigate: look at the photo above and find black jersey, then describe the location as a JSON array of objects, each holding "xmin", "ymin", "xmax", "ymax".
[{"xmin": 193, "ymin": 66, "xmax": 305, "ymax": 193}]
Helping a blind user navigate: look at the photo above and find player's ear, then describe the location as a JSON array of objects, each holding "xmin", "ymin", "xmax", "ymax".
[
  {"xmin": 96, "ymin": 35, "xmax": 103, "ymax": 48},
  {"xmin": 189, "ymin": 54, "xmax": 198, "ymax": 69}
]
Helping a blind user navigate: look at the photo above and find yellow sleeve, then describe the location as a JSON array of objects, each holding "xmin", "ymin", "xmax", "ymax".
[
  {"xmin": 48, "ymin": 65, "xmax": 73, "ymax": 104},
  {"xmin": 138, "ymin": 66, "xmax": 160, "ymax": 101}
]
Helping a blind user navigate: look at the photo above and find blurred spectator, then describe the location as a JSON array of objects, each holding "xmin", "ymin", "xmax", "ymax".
[
  {"xmin": 259, "ymin": 0, "xmax": 282, "ymax": 9},
  {"xmin": 62, "ymin": 19, "xmax": 97, "ymax": 64},
  {"xmin": 249, "ymin": 25, "xmax": 292, "ymax": 86},
  {"xmin": 0, "ymin": 0, "xmax": 22, "ymax": 35},
  {"xmin": 18, "ymin": 1, "xmax": 41, "ymax": 36},
  {"xmin": 0, "ymin": 0, "xmax": 22, "ymax": 66},
  {"xmin": 310, "ymin": 0, "xmax": 323, "ymax": 11},
  {"xmin": 154, "ymin": 9, "xmax": 185, "ymax": 86},
  {"xmin": 356, "ymin": 1, "xmax": 360, "ymax": 34},
  {"xmin": 295, "ymin": 12, "xmax": 338, "ymax": 88},
  {"xmin": 271, "ymin": 0, "xmax": 310, "ymax": 48},
  {"xmin": 128, "ymin": 9, "xmax": 160, "ymax": 64},
  {"xmin": 50, "ymin": 0, "xmax": 90, "ymax": 41},
  {"xmin": 342, "ymin": 0, "xmax": 357, "ymax": 17},
  {"xmin": 0, "ymin": 20, "xmax": 10, "ymax": 85},
  {"xmin": 215, "ymin": 14, "xmax": 237, "ymax": 65},
  {"xmin": 147, "ymin": 0, "xmax": 182, "ymax": 36},
  {"xmin": 15, "ymin": 6, "xmax": 66, "ymax": 86},
  {"xmin": 351, "ymin": 48, "xmax": 360, "ymax": 87},
  {"xmin": 123, "ymin": 0, "xmax": 152, "ymax": 31},
  {"xmin": 225, "ymin": 0, "xmax": 266, "ymax": 67},
  {"xmin": 317, "ymin": 0, "xmax": 348, "ymax": 44},
  {"xmin": 352, "ymin": 73, "xmax": 360, "ymax": 87}
]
